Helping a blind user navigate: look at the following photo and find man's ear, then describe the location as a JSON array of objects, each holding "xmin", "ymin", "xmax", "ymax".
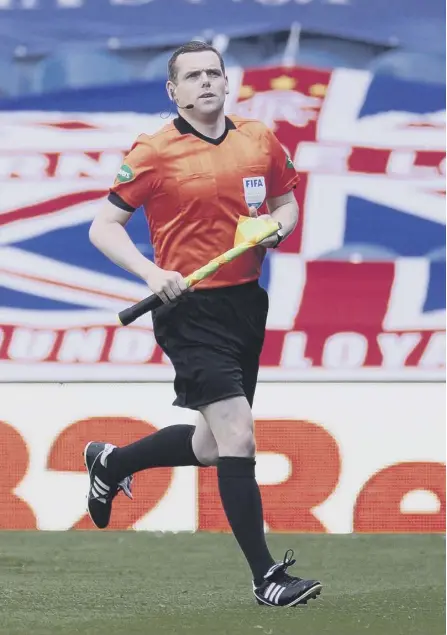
[
  {"xmin": 225, "ymin": 76, "xmax": 230, "ymax": 94},
  {"xmin": 166, "ymin": 81, "xmax": 175, "ymax": 101}
]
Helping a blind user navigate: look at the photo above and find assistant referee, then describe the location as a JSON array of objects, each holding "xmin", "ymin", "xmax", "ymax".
[{"xmin": 84, "ymin": 41, "xmax": 321, "ymax": 607}]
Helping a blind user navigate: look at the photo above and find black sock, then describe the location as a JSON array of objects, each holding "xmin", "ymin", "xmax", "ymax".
[
  {"xmin": 106, "ymin": 424, "xmax": 204, "ymax": 483},
  {"xmin": 217, "ymin": 457, "xmax": 275, "ymax": 585}
]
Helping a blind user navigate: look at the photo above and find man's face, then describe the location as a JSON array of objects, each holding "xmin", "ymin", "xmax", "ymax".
[{"xmin": 168, "ymin": 51, "xmax": 228, "ymax": 116}]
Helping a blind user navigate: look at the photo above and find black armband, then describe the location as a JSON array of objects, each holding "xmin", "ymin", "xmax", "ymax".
[{"xmin": 108, "ymin": 191, "xmax": 136, "ymax": 213}]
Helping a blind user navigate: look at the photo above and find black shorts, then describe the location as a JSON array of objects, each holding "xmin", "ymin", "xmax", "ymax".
[{"xmin": 152, "ymin": 280, "xmax": 268, "ymax": 410}]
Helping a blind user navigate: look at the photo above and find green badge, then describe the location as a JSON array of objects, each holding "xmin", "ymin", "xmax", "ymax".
[
  {"xmin": 286, "ymin": 156, "xmax": 294, "ymax": 169},
  {"xmin": 116, "ymin": 164, "xmax": 134, "ymax": 183}
]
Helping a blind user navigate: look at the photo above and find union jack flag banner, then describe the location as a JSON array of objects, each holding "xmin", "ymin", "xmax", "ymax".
[{"xmin": 0, "ymin": 66, "xmax": 444, "ymax": 381}]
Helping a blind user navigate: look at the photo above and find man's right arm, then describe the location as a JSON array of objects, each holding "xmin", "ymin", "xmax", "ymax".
[
  {"xmin": 89, "ymin": 200, "xmax": 187, "ymax": 304},
  {"xmin": 89, "ymin": 200, "xmax": 156, "ymax": 280}
]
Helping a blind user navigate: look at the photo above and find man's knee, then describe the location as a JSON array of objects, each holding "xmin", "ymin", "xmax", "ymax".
[
  {"xmin": 200, "ymin": 396, "xmax": 255, "ymax": 458},
  {"xmin": 223, "ymin": 428, "xmax": 255, "ymax": 457},
  {"xmin": 195, "ymin": 426, "xmax": 254, "ymax": 460},
  {"xmin": 194, "ymin": 445, "xmax": 219, "ymax": 466},
  {"xmin": 192, "ymin": 415, "xmax": 219, "ymax": 466}
]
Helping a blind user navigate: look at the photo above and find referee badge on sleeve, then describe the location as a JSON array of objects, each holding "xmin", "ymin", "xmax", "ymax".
[
  {"xmin": 115, "ymin": 164, "xmax": 135, "ymax": 183},
  {"xmin": 243, "ymin": 176, "xmax": 266, "ymax": 210}
]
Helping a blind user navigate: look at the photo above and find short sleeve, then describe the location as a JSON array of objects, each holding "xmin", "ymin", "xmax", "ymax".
[
  {"xmin": 265, "ymin": 127, "xmax": 299, "ymax": 198},
  {"xmin": 108, "ymin": 135, "xmax": 159, "ymax": 212}
]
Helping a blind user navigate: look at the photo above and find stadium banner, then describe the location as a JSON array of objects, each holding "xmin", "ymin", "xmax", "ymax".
[
  {"xmin": 0, "ymin": 0, "xmax": 443, "ymax": 58},
  {"xmin": 0, "ymin": 65, "xmax": 445, "ymax": 381},
  {"xmin": 0, "ymin": 382, "xmax": 444, "ymax": 533}
]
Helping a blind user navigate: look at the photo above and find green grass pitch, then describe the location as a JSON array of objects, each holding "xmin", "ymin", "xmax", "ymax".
[{"xmin": 0, "ymin": 532, "xmax": 444, "ymax": 635}]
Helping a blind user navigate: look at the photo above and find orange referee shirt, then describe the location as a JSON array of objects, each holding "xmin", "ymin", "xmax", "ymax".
[{"xmin": 109, "ymin": 115, "xmax": 299, "ymax": 288}]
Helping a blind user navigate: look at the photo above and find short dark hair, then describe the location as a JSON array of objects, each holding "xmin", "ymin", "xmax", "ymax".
[{"xmin": 168, "ymin": 41, "xmax": 226, "ymax": 83}]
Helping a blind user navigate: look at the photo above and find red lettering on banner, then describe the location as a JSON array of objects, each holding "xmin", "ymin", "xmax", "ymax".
[
  {"xmin": 0, "ymin": 320, "xmax": 445, "ymax": 372},
  {"xmin": 407, "ymin": 331, "xmax": 443, "ymax": 367},
  {"xmin": 1, "ymin": 323, "xmax": 442, "ymax": 370},
  {"xmin": 198, "ymin": 420, "xmax": 341, "ymax": 532},
  {"xmin": 47, "ymin": 417, "xmax": 173, "ymax": 530},
  {"xmin": 1, "ymin": 150, "xmax": 127, "ymax": 181},
  {"xmin": 353, "ymin": 462, "xmax": 446, "ymax": 532},
  {"xmin": 0, "ymin": 420, "xmax": 37, "ymax": 529}
]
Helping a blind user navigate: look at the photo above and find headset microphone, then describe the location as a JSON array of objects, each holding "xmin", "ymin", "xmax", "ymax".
[{"xmin": 170, "ymin": 89, "xmax": 194, "ymax": 110}]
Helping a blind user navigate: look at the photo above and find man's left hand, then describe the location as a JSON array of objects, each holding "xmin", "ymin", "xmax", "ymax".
[{"xmin": 248, "ymin": 207, "xmax": 280, "ymax": 248}]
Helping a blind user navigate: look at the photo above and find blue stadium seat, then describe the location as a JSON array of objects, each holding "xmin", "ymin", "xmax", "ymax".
[
  {"xmin": 427, "ymin": 246, "xmax": 446, "ymax": 261},
  {"xmin": 226, "ymin": 40, "xmax": 266, "ymax": 68},
  {"xmin": 265, "ymin": 49, "xmax": 346, "ymax": 71},
  {"xmin": 301, "ymin": 37, "xmax": 376, "ymax": 70},
  {"xmin": 142, "ymin": 49, "xmax": 175, "ymax": 81},
  {"xmin": 265, "ymin": 36, "xmax": 376, "ymax": 71},
  {"xmin": 369, "ymin": 50, "xmax": 446, "ymax": 85},
  {"xmin": 31, "ymin": 48, "xmax": 132, "ymax": 93},
  {"xmin": 396, "ymin": 19, "xmax": 446, "ymax": 56},
  {"xmin": 0, "ymin": 57, "xmax": 20, "ymax": 97},
  {"xmin": 221, "ymin": 52, "xmax": 240, "ymax": 71},
  {"xmin": 316, "ymin": 244, "xmax": 398, "ymax": 262}
]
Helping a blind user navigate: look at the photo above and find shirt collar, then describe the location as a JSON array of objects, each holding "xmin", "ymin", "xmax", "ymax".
[{"xmin": 174, "ymin": 115, "xmax": 236, "ymax": 145}]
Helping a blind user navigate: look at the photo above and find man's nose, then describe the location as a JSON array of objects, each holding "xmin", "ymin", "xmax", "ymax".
[{"xmin": 201, "ymin": 72, "xmax": 211, "ymax": 85}]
